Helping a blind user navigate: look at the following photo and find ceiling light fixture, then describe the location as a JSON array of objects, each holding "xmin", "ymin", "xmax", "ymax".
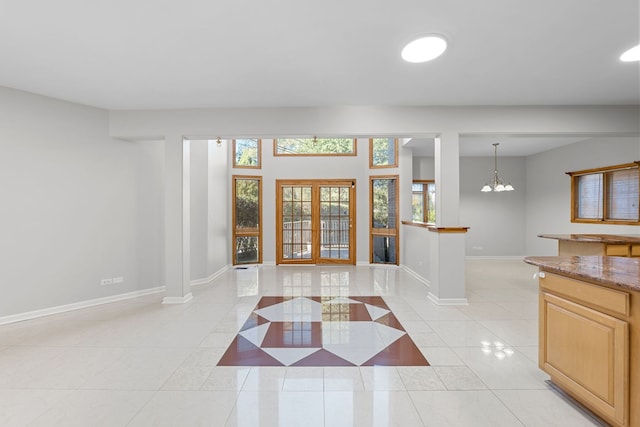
[
  {"xmin": 401, "ymin": 35, "xmax": 447, "ymax": 63},
  {"xmin": 620, "ymin": 44, "xmax": 640, "ymax": 62},
  {"xmin": 216, "ymin": 137, "xmax": 222, "ymax": 147},
  {"xmin": 481, "ymin": 143, "xmax": 514, "ymax": 192}
]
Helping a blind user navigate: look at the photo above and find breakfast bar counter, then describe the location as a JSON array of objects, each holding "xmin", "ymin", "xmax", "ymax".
[{"xmin": 538, "ymin": 234, "xmax": 640, "ymax": 257}]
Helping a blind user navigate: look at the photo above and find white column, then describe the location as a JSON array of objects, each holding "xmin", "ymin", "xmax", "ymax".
[
  {"xmin": 428, "ymin": 133, "xmax": 468, "ymax": 305},
  {"xmin": 434, "ymin": 133, "xmax": 460, "ymax": 227},
  {"xmin": 163, "ymin": 135, "xmax": 193, "ymax": 304}
]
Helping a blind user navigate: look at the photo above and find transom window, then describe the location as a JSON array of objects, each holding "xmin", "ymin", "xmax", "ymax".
[
  {"xmin": 274, "ymin": 138, "xmax": 356, "ymax": 156},
  {"xmin": 567, "ymin": 162, "xmax": 639, "ymax": 224},
  {"xmin": 369, "ymin": 138, "xmax": 398, "ymax": 168},
  {"xmin": 233, "ymin": 139, "xmax": 261, "ymax": 168}
]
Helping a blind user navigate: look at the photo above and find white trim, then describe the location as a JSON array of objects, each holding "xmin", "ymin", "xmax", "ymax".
[
  {"xmin": 162, "ymin": 293, "xmax": 194, "ymax": 304},
  {"xmin": 465, "ymin": 256, "xmax": 526, "ymax": 261},
  {"xmin": 262, "ymin": 261, "xmax": 277, "ymax": 266},
  {"xmin": 356, "ymin": 261, "xmax": 370, "ymax": 266},
  {"xmin": 428, "ymin": 292, "xmax": 469, "ymax": 306},
  {"xmin": 401, "ymin": 265, "xmax": 430, "ymax": 287},
  {"xmin": 0, "ymin": 286, "xmax": 166, "ymax": 326},
  {"xmin": 368, "ymin": 263, "xmax": 399, "ymax": 269},
  {"xmin": 190, "ymin": 265, "xmax": 230, "ymax": 287}
]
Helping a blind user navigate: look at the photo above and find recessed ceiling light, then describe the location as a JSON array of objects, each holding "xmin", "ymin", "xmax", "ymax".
[
  {"xmin": 401, "ymin": 35, "xmax": 447, "ymax": 63},
  {"xmin": 620, "ymin": 44, "xmax": 640, "ymax": 62}
]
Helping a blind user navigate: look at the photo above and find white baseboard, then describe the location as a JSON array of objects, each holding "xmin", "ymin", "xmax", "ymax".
[
  {"xmin": 190, "ymin": 265, "xmax": 230, "ymax": 287},
  {"xmin": 401, "ymin": 265, "xmax": 430, "ymax": 287},
  {"xmin": 428, "ymin": 292, "xmax": 469, "ymax": 306},
  {"xmin": 162, "ymin": 293, "xmax": 194, "ymax": 304},
  {"xmin": 0, "ymin": 286, "xmax": 166, "ymax": 326}
]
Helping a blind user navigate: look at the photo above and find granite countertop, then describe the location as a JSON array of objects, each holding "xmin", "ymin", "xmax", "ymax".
[
  {"xmin": 524, "ymin": 256, "xmax": 640, "ymax": 292},
  {"xmin": 538, "ymin": 234, "xmax": 640, "ymax": 244}
]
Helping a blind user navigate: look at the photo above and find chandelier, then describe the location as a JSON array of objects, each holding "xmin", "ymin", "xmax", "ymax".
[{"xmin": 481, "ymin": 143, "xmax": 514, "ymax": 192}]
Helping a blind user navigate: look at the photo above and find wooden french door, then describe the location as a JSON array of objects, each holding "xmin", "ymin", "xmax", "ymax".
[{"xmin": 276, "ymin": 179, "xmax": 355, "ymax": 265}]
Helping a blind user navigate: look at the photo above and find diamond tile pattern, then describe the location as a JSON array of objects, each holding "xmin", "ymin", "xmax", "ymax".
[{"xmin": 218, "ymin": 296, "xmax": 429, "ymax": 367}]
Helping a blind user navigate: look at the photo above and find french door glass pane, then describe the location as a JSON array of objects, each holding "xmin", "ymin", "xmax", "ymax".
[
  {"xmin": 320, "ymin": 185, "xmax": 350, "ymax": 259},
  {"xmin": 282, "ymin": 186, "xmax": 312, "ymax": 259}
]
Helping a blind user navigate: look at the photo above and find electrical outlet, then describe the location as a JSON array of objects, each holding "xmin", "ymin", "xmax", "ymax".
[
  {"xmin": 100, "ymin": 278, "xmax": 113, "ymax": 286},
  {"xmin": 112, "ymin": 276, "xmax": 124, "ymax": 284}
]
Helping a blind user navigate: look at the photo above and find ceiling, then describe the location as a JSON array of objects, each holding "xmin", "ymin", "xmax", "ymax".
[
  {"xmin": 405, "ymin": 135, "xmax": 594, "ymax": 157},
  {"xmin": 0, "ymin": 0, "xmax": 638, "ymax": 111}
]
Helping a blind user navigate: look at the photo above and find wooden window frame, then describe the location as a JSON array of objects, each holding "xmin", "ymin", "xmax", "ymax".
[
  {"xmin": 233, "ymin": 138, "xmax": 262, "ymax": 169},
  {"xmin": 412, "ymin": 180, "xmax": 435, "ymax": 224},
  {"xmin": 232, "ymin": 175, "xmax": 263, "ymax": 265},
  {"xmin": 369, "ymin": 138, "xmax": 399, "ymax": 168},
  {"xmin": 369, "ymin": 175, "xmax": 400, "ymax": 265},
  {"xmin": 567, "ymin": 162, "xmax": 640, "ymax": 225},
  {"xmin": 273, "ymin": 138, "xmax": 357, "ymax": 157}
]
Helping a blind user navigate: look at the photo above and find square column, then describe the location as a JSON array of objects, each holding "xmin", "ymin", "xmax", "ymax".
[
  {"xmin": 163, "ymin": 136, "xmax": 192, "ymax": 304},
  {"xmin": 429, "ymin": 133, "xmax": 468, "ymax": 305}
]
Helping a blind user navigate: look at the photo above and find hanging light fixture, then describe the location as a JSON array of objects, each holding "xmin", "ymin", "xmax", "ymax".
[
  {"xmin": 481, "ymin": 143, "xmax": 514, "ymax": 192},
  {"xmin": 216, "ymin": 137, "xmax": 222, "ymax": 147}
]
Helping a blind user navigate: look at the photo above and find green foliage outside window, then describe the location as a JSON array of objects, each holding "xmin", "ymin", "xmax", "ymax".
[
  {"xmin": 234, "ymin": 139, "xmax": 260, "ymax": 167},
  {"xmin": 275, "ymin": 138, "xmax": 355, "ymax": 155},
  {"xmin": 371, "ymin": 138, "xmax": 397, "ymax": 167},
  {"xmin": 235, "ymin": 179, "xmax": 259, "ymax": 228},
  {"xmin": 372, "ymin": 178, "xmax": 396, "ymax": 228}
]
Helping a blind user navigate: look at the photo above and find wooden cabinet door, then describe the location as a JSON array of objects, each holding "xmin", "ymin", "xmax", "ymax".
[{"xmin": 540, "ymin": 292, "xmax": 629, "ymax": 426}]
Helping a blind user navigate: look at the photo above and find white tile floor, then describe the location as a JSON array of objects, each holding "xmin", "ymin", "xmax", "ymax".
[{"xmin": 0, "ymin": 260, "xmax": 608, "ymax": 426}]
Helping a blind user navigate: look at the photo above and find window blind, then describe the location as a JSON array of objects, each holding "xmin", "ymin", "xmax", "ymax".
[{"xmin": 607, "ymin": 167, "xmax": 639, "ymax": 221}]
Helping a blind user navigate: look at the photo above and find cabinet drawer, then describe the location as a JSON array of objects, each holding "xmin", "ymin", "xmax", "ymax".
[
  {"xmin": 631, "ymin": 245, "xmax": 640, "ymax": 257},
  {"xmin": 540, "ymin": 272, "xmax": 629, "ymax": 317},
  {"xmin": 606, "ymin": 245, "xmax": 630, "ymax": 257}
]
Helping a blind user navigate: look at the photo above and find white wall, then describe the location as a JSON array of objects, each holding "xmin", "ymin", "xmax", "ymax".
[
  {"xmin": 412, "ymin": 155, "xmax": 527, "ymax": 256},
  {"xmin": 526, "ymin": 136, "xmax": 640, "ymax": 255},
  {"xmin": 413, "ymin": 136, "xmax": 640, "ymax": 259},
  {"xmin": 208, "ymin": 140, "xmax": 230, "ymax": 274},
  {"xmin": 460, "ymin": 156, "xmax": 527, "ymax": 257},
  {"xmin": 2, "ymin": 90, "xmax": 638, "ymax": 318},
  {"xmin": 190, "ymin": 140, "xmax": 209, "ymax": 279},
  {"xmin": 413, "ymin": 156, "xmax": 435, "ymax": 180},
  {"xmin": 190, "ymin": 139, "xmax": 230, "ymax": 280},
  {"xmin": 402, "ymin": 225, "xmax": 431, "ymax": 280},
  {"xmin": 0, "ymin": 87, "xmax": 164, "ymax": 317},
  {"xmin": 257, "ymin": 138, "xmax": 385, "ymax": 264}
]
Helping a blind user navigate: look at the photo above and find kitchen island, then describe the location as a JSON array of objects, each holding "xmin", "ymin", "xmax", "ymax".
[
  {"xmin": 538, "ymin": 234, "xmax": 640, "ymax": 257},
  {"xmin": 524, "ymin": 255, "xmax": 640, "ymax": 427}
]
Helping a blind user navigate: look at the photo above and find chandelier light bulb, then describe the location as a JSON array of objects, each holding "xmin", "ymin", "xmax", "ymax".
[{"xmin": 481, "ymin": 143, "xmax": 514, "ymax": 193}]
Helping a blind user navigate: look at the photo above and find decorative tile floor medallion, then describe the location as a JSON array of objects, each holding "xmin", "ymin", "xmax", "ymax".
[{"xmin": 218, "ymin": 296, "xmax": 429, "ymax": 367}]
